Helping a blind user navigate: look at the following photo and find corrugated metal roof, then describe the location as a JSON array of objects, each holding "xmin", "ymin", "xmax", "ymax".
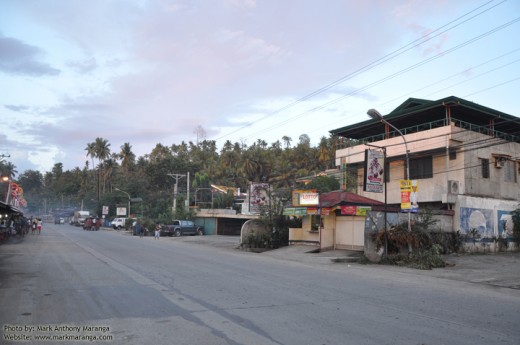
[{"xmin": 330, "ymin": 96, "xmax": 520, "ymax": 141}]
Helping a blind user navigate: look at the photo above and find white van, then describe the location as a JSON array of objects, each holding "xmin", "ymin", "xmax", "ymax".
[{"xmin": 111, "ymin": 218, "xmax": 127, "ymax": 230}]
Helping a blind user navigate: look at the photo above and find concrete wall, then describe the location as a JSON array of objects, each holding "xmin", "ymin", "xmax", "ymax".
[
  {"xmin": 240, "ymin": 219, "xmax": 270, "ymax": 244},
  {"xmin": 462, "ymin": 131, "xmax": 520, "ymax": 201},
  {"xmin": 455, "ymin": 195, "xmax": 518, "ymax": 244}
]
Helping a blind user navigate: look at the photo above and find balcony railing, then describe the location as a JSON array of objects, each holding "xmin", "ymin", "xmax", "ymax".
[{"xmin": 336, "ymin": 118, "xmax": 520, "ymax": 149}]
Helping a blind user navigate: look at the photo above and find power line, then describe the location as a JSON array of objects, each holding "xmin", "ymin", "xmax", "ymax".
[
  {"xmin": 213, "ymin": 0, "xmax": 508, "ymax": 143},
  {"xmin": 233, "ymin": 16, "xmax": 520, "ymax": 144}
]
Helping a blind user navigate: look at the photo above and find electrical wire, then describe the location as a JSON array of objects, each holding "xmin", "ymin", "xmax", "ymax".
[
  {"xmin": 212, "ymin": 0, "xmax": 510, "ymax": 143},
  {"xmin": 228, "ymin": 16, "xmax": 520, "ymax": 144}
]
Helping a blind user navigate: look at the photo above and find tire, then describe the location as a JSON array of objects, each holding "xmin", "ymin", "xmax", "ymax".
[{"xmin": 174, "ymin": 229, "xmax": 181, "ymax": 237}]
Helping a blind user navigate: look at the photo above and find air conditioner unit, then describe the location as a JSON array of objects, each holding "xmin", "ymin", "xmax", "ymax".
[
  {"xmin": 495, "ymin": 158, "xmax": 506, "ymax": 168},
  {"xmin": 448, "ymin": 180, "xmax": 460, "ymax": 194}
]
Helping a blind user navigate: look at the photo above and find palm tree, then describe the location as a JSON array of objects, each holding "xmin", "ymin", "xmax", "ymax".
[
  {"xmin": 0, "ymin": 161, "xmax": 18, "ymax": 179},
  {"xmin": 282, "ymin": 136, "xmax": 292, "ymax": 149},
  {"xmin": 318, "ymin": 136, "xmax": 331, "ymax": 169},
  {"xmin": 119, "ymin": 142, "xmax": 135, "ymax": 176},
  {"xmin": 93, "ymin": 137, "xmax": 111, "ymax": 196}
]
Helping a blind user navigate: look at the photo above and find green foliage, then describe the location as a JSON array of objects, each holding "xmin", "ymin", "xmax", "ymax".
[
  {"xmin": 212, "ymin": 190, "xmax": 235, "ymax": 209},
  {"xmin": 242, "ymin": 231, "xmax": 272, "ymax": 249},
  {"xmin": 304, "ymin": 175, "xmax": 340, "ymax": 193},
  {"xmin": 372, "ymin": 209, "xmax": 454, "ymax": 269},
  {"xmin": 9, "ymin": 132, "xmax": 335, "ymax": 224},
  {"xmin": 379, "ymin": 245, "xmax": 446, "ymax": 270}
]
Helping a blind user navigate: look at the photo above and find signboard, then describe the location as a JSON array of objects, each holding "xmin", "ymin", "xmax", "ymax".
[
  {"xmin": 400, "ymin": 180, "xmax": 419, "ymax": 213},
  {"xmin": 320, "ymin": 208, "xmax": 332, "ymax": 216},
  {"xmin": 249, "ymin": 183, "xmax": 270, "ymax": 214},
  {"xmin": 102, "ymin": 206, "xmax": 109, "ymax": 215},
  {"xmin": 299, "ymin": 192, "xmax": 319, "ymax": 206},
  {"xmin": 340, "ymin": 206, "xmax": 371, "ymax": 216},
  {"xmin": 364, "ymin": 149, "xmax": 384, "ymax": 193},
  {"xmin": 341, "ymin": 206, "xmax": 357, "ymax": 215},
  {"xmin": 116, "ymin": 207, "xmax": 127, "ymax": 216},
  {"xmin": 306, "ymin": 207, "xmax": 319, "ymax": 215},
  {"xmin": 292, "ymin": 189, "xmax": 317, "ymax": 207}
]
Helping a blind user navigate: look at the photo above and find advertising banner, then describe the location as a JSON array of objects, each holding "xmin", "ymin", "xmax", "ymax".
[
  {"xmin": 364, "ymin": 149, "xmax": 384, "ymax": 193},
  {"xmin": 249, "ymin": 183, "xmax": 270, "ymax": 214},
  {"xmin": 400, "ymin": 180, "xmax": 419, "ymax": 212}
]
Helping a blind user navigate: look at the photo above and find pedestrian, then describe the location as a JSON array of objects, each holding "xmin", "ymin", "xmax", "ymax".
[
  {"xmin": 37, "ymin": 218, "xmax": 42, "ymax": 235},
  {"xmin": 32, "ymin": 218, "xmax": 38, "ymax": 235},
  {"xmin": 154, "ymin": 223, "xmax": 161, "ymax": 240},
  {"xmin": 135, "ymin": 219, "xmax": 143, "ymax": 238}
]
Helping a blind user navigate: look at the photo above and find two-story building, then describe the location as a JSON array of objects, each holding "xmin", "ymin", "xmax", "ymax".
[{"xmin": 330, "ymin": 96, "xmax": 520, "ymax": 243}]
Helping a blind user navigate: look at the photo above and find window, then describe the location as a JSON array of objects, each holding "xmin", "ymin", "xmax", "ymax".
[
  {"xmin": 310, "ymin": 215, "xmax": 321, "ymax": 231},
  {"xmin": 409, "ymin": 156, "xmax": 433, "ymax": 179},
  {"xmin": 504, "ymin": 160, "xmax": 517, "ymax": 183},
  {"xmin": 481, "ymin": 158, "xmax": 490, "ymax": 178},
  {"xmin": 449, "ymin": 150, "xmax": 457, "ymax": 160}
]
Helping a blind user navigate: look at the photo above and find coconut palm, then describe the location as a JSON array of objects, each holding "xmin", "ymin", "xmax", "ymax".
[{"xmin": 119, "ymin": 142, "xmax": 135, "ymax": 176}]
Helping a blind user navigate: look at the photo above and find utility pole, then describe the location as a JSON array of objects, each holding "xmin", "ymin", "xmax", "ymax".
[{"xmin": 168, "ymin": 173, "xmax": 186, "ymax": 215}]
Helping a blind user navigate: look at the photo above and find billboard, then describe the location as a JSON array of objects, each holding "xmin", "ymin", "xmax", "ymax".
[
  {"xmin": 249, "ymin": 183, "xmax": 270, "ymax": 214},
  {"xmin": 364, "ymin": 149, "xmax": 384, "ymax": 193}
]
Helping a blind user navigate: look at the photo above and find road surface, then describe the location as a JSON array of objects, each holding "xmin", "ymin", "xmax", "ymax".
[{"xmin": 1, "ymin": 223, "xmax": 519, "ymax": 344}]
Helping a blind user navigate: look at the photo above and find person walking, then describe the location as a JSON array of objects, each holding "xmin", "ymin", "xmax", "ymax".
[
  {"xmin": 37, "ymin": 218, "xmax": 42, "ymax": 235},
  {"xmin": 154, "ymin": 223, "xmax": 161, "ymax": 240},
  {"xmin": 135, "ymin": 219, "xmax": 143, "ymax": 238}
]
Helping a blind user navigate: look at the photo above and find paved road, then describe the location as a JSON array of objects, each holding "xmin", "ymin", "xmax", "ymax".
[{"xmin": 1, "ymin": 224, "xmax": 519, "ymax": 345}]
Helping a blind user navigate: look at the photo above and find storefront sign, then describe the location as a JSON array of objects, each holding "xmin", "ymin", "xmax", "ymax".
[{"xmin": 299, "ymin": 192, "xmax": 319, "ymax": 206}]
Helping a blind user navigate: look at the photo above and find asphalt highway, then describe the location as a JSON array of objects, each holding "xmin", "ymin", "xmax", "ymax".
[{"xmin": 1, "ymin": 223, "xmax": 519, "ymax": 345}]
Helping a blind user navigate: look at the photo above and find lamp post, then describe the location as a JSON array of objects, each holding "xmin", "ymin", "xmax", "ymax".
[
  {"xmin": 367, "ymin": 109, "xmax": 412, "ymax": 253},
  {"xmin": 115, "ymin": 188, "xmax": 131, "ymax": 218},
  {"xmin": 366, "ymin": 144, "xmax": 388, "ymax": 257},
  {"xmin": 1, "ymin": 176, "xmax": 11, "ymax": 205}
]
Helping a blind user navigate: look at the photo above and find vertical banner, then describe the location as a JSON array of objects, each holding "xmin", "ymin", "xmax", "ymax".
[
  {"xmin": 400, "ymin": 180, "xmax": 419, "ymax": 212},
  {"xmin": 341, "ymin": 157, "xmax": 347, "ymax": 190},
  {"xmin": 410, "ymin": 180, "xmax": 419, "ymax": 213},
  {"xmin": 400, "ymin": 179, "xmax": 412, "ymax": 210},
  {"xmin": 364, "ymin": 149, "xmax": 384, "ymax": 193}
]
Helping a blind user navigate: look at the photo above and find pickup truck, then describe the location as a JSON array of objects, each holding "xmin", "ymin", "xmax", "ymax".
[{"xmin": 162, "ymin": 220, "xmax": 204, "ymax": 237}]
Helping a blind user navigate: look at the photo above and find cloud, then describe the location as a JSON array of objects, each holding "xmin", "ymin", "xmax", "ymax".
[
  {"xmin": 0, "ymin": 33, "xmax": 60, "ymax": 76},
  {"xmin": 67, "ymin": 57, "xmax": 98, "ymax": 74},
  {"xmin": 4, "ymin": 104, "xmax": 30, "ymax": 112}
]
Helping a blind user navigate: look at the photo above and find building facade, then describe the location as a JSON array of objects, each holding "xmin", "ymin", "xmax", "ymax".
[{"xmin": 330, "ymin": 96, "xmax": 520, "ymax": 243}]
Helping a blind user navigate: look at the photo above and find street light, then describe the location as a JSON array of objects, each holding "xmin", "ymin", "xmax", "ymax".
[
  {"xmin": 1, "ymin": 176, "xmax": 11, "ymax": 205},
  {"xmin": 115, "ymin": 187, "xmax": 131, "ymax": 218},
  {"xmin": 367, "ymin": 109, "xmax": 412, "ymax": 253}
]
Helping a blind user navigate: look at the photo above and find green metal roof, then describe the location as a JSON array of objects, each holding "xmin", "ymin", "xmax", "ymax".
[{"xmin": 329, "ymin": 96, "xmax": 520, "ymax": 141}]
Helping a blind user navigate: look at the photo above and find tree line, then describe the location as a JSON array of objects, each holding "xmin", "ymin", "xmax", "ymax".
[{"xmin": 2, "ymin": 132, "xmax": 341, "ymax": 222}]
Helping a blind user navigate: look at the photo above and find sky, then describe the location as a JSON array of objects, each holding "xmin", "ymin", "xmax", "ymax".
[{"xmin": 1, "ymin": 0, "xmax": 519, "ymax": 176}]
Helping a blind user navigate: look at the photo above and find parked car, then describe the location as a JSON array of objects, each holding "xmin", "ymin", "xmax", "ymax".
[
  {"xmin": 83, "ymin": 217, "xmax": 101, "ymax": 231},
  {"xmin": 162, "ymin": 220, "xmax": 204, "ymax": 237},
  {"xmin": 111, "ymin": 217, "xmax": 128, "ymax": 230}
]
